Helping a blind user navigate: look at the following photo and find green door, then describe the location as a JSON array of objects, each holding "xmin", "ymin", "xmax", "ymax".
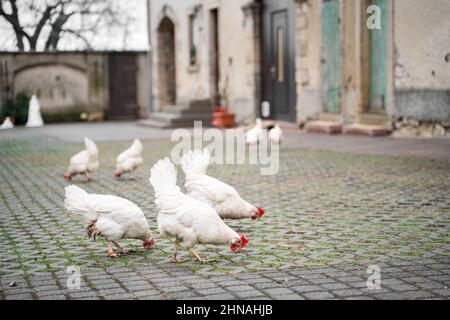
[
  {"xmin": 369, "ymin": 0, "xmax": 387, "ymax": 112},
  {"xmin": 321, "ymin": 0, "xmax": 341, "ymax": 113}
]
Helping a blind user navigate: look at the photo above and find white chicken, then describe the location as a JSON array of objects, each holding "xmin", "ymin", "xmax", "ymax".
[
  {"xmin": 245, "ymin": 118, "xmax": 264, "ymax": 144},
  {"xmin": 149, "ymin": 157, "xmax": 248, "ymax": 262},
  {"xmin": 114, "ymin": 139, "xmax": 143, "ymax": 178},
  {"xmin": 268, "ymin": 124, "xmax": 283, "ymax": 144},
  {"xmin": 64, "ymin": 185, "xmax": 155, "ymax": 257},
  {"xmin": 0, "ymin": 117, "xmax": 14, "ymax": 129},
  {"xmin": 181, "ymin": 148, "xmax": 265, "ymax": 220},
  {"xmin": 64, "ymin": 137, "xmax": 99, "ymax": 181}
]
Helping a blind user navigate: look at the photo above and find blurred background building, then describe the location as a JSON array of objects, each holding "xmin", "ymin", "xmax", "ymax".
[
  {"xmin": 146, "ymin": 0, "xmax": 450, "ymax": 136},
  {"xmin": 1, "ymin": 0, "xmax": 449, "ymax": 137}
]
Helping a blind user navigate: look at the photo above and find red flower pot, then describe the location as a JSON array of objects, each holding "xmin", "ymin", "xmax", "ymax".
[{"xmin": 212, "ymin": 111, "xmax": 235, "ymax": 128}]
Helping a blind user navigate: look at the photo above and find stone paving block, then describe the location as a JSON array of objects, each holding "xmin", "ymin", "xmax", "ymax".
[
  {"xmin": 205, "ymin": 293, "xmax": 236, "ymax": 300},
  {"xmin": 320, "ymin": 282, "xmax": 350, "ymax": 290},
  {"xmin": 302, "ymin": 291, "xmax": 336, "ymax": 300},
  {"xmin": 225, "ymin": 285, "xmax": 255, "ymax": 292},
  {"xmin": 431, "ymin": 289, "xmax": 449, "ymax": 297},
  {"xmin": 263, "ymin": 287, "xmax": 295, "ymax": 296},
  {"xmin": 291, "ymin": 284, "xmax": 324, "ymax": 293},
  {"xmin": 332, "ymin": 288, "xmax": 365, "ymax": 297}
]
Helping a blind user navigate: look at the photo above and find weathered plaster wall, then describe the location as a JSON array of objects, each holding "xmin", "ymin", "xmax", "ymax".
[
  {"xmin": 294, "ymin": 0, "xmax": 322, "ymax": 123},
  {"xmin": 393, "ymin": 0, "xmax": 450, "ymax": 122}
]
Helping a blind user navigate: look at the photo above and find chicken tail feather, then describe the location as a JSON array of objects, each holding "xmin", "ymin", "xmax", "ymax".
[
  {"xmin": 149, "ymin": 157, "xmax": 178, "ymax": 191},
  {"xmin": 84, "ymin": 137, "xmax": 98, "ymax": 155},
  {"xmin": 64, "ymin": 184, "xmax": 91, "ymax": 216},
  {"xmin": 181, "ymin": 148, "xmax": 210, "ymax": 176}
]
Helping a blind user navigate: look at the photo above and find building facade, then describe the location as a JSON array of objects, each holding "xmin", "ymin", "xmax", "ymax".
[{"xmin": 147, "ymin": 0, "xmax": 450, "ymax": 136}]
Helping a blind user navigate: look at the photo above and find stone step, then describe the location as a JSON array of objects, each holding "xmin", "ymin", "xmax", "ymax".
[
  {"xmin": 138, "ymin": 119, "xmax": 171, "ymax": 128},
  {"xmin": 164, "ymin": 99, "xmax": 213, "ymax": 113},
  {"xmin": 140, "ymin": 112, "xmax": 212, "ymax": 128},
  {"xmin": 150, "ymin": 112, "xmax": 212, "ymax": 122},
  {"xmin": 163, "ymin": 107, "xmax": 213, "ymax": 118},
  {"xmin": 304, "ymin": 121, "xmax": 343, "ymax": 134},
  {"xmin": 343, "ymin": 124, "xmax": 390, "ymax": 136}
]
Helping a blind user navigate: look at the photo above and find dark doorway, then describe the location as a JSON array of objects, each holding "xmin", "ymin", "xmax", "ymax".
[
  {"xmin": 261, "ymin": 0, "xmax": 296, "ymax": 122},
  {"xmin": 107, "ymin": 53, "xmax": 138, "ymax": 119},
  {"xmin": 157, "ymin": 17, "xmax": 176, "ymax": 109},
  {"xmin": 210, "ymin": 8, "xmax": 220, "ymax": 106}
]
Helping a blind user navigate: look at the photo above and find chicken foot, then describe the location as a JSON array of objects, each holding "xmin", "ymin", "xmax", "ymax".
[
  {"xmin": 106, "ymin": 241, "xmax": 118, "ymax": 258},
  {"xmin": 189, "ymin": 248, "xmax": 205, "ymax": 263},
  {"xmin": 112, "ymin": 241, "xmax": 128, "ymax": 255}
]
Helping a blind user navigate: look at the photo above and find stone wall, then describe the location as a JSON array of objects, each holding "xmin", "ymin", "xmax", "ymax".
[
  {"xmin": 0, "ymin": 51, "xmax": 149, "ymax": 122},
  {"xmin": 392, "ymin": 0, "xmax": 450, "ymax": 135}
]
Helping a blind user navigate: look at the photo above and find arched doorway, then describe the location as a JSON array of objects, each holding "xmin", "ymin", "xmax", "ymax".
[{"xmin": 157, "ymin": 17, "xmax": 176, "ymax": 109}]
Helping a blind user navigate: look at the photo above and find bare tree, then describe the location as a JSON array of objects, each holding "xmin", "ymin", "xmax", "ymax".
[{"xmin": 0, "ymin": 0, "xmax": 133, "ymax": 51}]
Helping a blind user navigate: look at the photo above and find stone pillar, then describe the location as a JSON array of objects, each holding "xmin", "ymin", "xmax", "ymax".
[{"xmin": 293, "ymin": 0, "xmax": 323, "ymax": 124}]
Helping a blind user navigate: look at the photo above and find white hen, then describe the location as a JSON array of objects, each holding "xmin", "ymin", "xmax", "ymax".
[
  {"xmin": 149, "ymin": 157, "xmax": 248, "ymax": 262},
  {"xmin": 245, "ymin": 118, "xmax": 264, "ymax": 144},
  {"xmin": 64, "ymin": 185, "xmax": 155, "ymax": 257},
  {"xmin": 0, "ymin": 117, "xmax": 14, "ymax": 129},
  {"xmin": 181, "ymin": 148, "xmax": 265, "ymax": 220},
  {"xmin": 64, "ymin": 137, "xmax": 99, "ymax": 181},
  {"xmin": 269, "ymin": 124, "xmax": 283, "ymax": 144},
  {"xmin": 114, "ymin": 139, "xmax": 143, "ymax": 178}
]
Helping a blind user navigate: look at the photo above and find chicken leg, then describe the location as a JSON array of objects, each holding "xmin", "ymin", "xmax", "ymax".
[
  {"xmin": 189, "ymin": 248, "xmax": 204, "ymax": 263},
  {"xmin": 171, "ymin": 239, "xmax": 181, "ymax": 262}
]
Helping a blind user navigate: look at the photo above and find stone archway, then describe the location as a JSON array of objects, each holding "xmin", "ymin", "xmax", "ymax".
[{"xmin": 157, "ymin": 17, "xmax": 176, "ymax": 109}]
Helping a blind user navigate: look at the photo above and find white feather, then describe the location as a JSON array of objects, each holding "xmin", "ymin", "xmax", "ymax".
[{"xmin": 181, "ymin": 149, "xmax": 259, "ymax": 219}]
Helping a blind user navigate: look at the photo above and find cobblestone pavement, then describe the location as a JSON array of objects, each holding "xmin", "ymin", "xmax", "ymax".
[{"xmin": 0, "ymin": 125, "xmax": 449, "ymax": 300}]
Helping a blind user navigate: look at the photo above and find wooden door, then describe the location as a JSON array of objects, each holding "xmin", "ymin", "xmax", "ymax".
[
  {"xmin": 369, "ymin": 0, "xmax": 387, "ymax": 112},
  {"xmin": 107, "ymin": 54, "xmax": 138, "ymax": 119},
  {"xmin": 321, "ymin": 0, "xmax": 341, "ymax": 114}
]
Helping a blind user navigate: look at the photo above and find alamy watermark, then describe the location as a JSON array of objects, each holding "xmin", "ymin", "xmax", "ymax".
[
  {"xmin": 170, "ymin": 121, "xmax": 280, "ymax": 175},
  {"xmin": 367, "ymin": 5, "xmax": 382, "ymax": 30},
  {"xmin": 366, "ymin": 265, "xmax": 381, "ymax": 289},
  {"xmin": 66, "ymin": 266, "xmax": 81, "ymax": 290}
]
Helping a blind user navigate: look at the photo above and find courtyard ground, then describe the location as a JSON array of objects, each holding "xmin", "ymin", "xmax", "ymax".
[{"xmin": 0, "ymin": 122, "xmax": 449, "ymax": 300}]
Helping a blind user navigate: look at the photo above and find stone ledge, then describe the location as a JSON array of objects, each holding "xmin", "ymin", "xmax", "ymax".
[
  {"xmin": 343, "ymin": 124, "xmax": 390, "ymax": 136},
  {"xmin": 304, "ymin": 121, "xmax": 342, "ymax": 134}
]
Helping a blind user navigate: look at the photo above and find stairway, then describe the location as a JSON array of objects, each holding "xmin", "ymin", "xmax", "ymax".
[{"xmin": 139, "ymin": 99, "xmax": 213, "ymax": 128}]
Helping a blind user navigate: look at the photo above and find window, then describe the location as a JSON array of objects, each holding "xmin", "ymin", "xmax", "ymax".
[
  {"xmin": 277, "ymin": 27, "xmax": 284, "ymax": 82},
  {"xmin": 188, "ymin": 13, "xmax": 197, "ymax": 66}
]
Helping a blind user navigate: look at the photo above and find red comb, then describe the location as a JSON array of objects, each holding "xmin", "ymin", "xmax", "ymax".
[
  {"xmin": 258, "ymin": 208, "xmax": 265, "ymax": 216},
  {"xmin": 240, "ymin": 234, "xmax": 248, "ymax": 247}
]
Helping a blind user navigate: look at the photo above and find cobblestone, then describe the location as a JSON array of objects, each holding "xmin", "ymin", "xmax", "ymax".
[{"xmin": 0, "ymin": 125, "xmax": 449, "ymax": 300}]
